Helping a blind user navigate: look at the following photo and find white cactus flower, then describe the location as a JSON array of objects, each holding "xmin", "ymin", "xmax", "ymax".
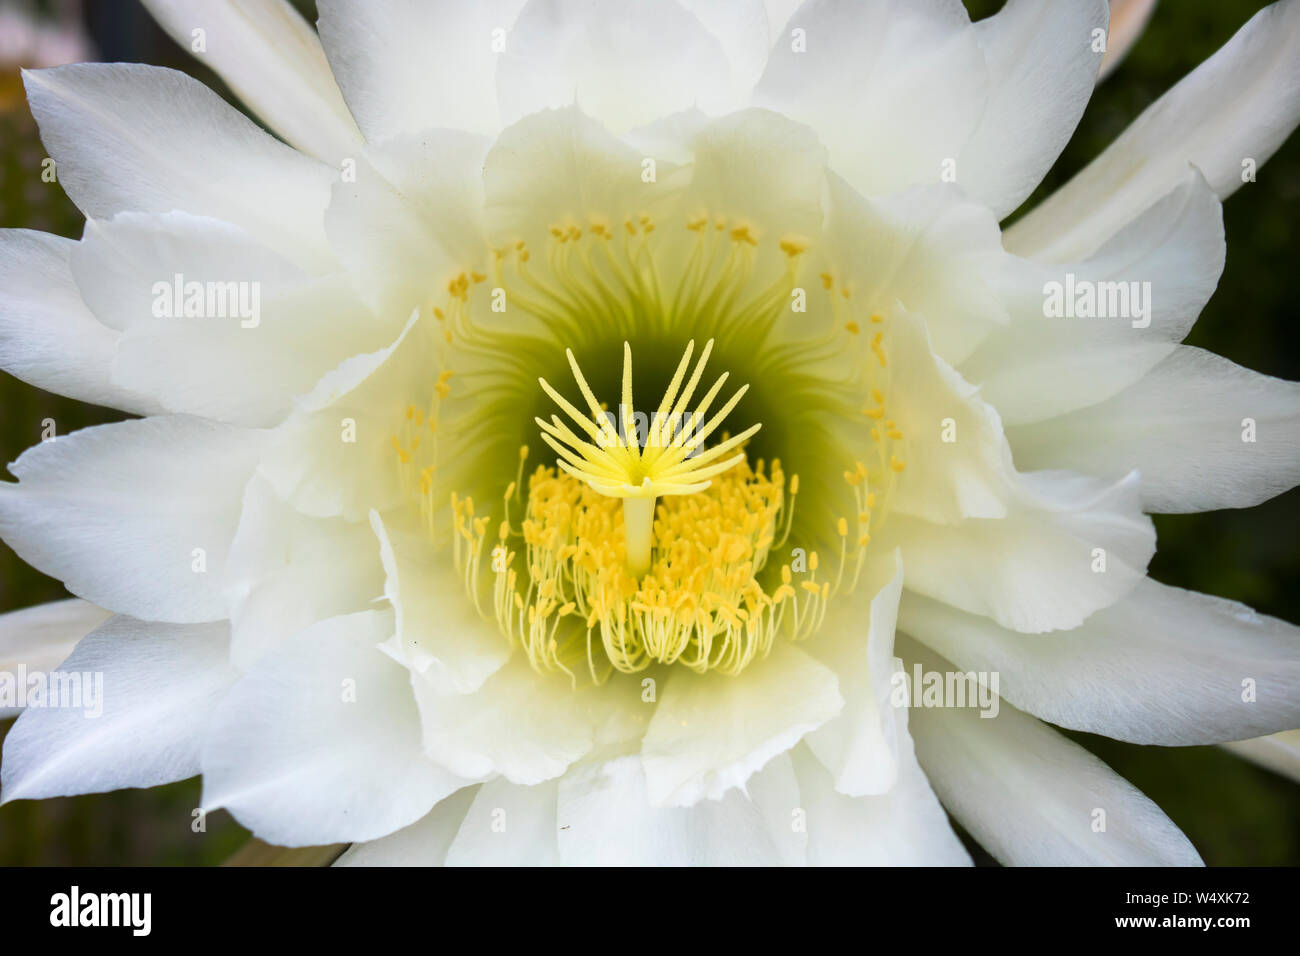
[{"xmin": 0, "ymin": 0, "xmax": 1298, "ymax": 866}]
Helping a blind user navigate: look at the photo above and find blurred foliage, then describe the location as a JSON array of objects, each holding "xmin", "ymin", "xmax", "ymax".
[{"xmin": 0, "ymin": 0, "xmax": 1296, "ymax": 865}]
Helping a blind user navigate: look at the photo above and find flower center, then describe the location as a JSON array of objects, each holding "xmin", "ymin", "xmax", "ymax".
[{"xmin": 389, "ymin": 212, "xmax": 912, "ymax": 684}]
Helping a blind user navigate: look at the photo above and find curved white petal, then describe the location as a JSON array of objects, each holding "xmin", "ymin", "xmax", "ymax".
[
  {"xmin": 792, "ymin": 742, "xmax": 971, "ymax": 865},
  {"xmin": 1098, "ymin": 0, "xmax": 1159, "ymax": 81},
  {"xmin": 0, "ymin": 230, "xmax": 155, "ymax": 414},
  {"xmin": 22, "ymin": 64, "xmax": 335, "ymax": 270},
  {"xmin": 445, "ymin": 778, "xmax": 559, "ymax": 865},
  {"xmin": 497, "ymin": 0, "xmax": 736, "ymax": 133},
  {"xmin": 325, "ymin": 130, "xmax": 488, "ymax": 320},
  {"xmin": 71, "ymin": 212, "xmax": 387, "ymax": 427},
  {"xmin": 334, "ymin": 787, "xmax": 479, "ymax": 866},
  {"xmin": 754, "ymin": 0, "xmax": 988, "ymax": 198},
  {"xmin": 1005, "ymin": 0, "xmax": 1300, "ymax": 261},
  {"xmin": 962, "ymin": 167, "xmax": 1224, "ymax": 425},
  {"xmin": 140, "ymin": 0, "xmax": 363, "ymax": 163},
  {"xmin": 903, "ymin": 639, "xmax": 1202, "ymax": 866},
  {"xmin": 317, "ymin": 0, "xmax": 527, "ymax": 142},
  {"xmin": 1007, "ymin": 347, "xmax": 1300, "ymax": 513},
  {"xmin": 640, "ymin": 640, "xmax": 842, "ymax": 806},
  {"xmin": 823, "ymin": 177, "xmax": 1009, "ymax": 367},
  {"xmin": 557, "ymin": 753, "xmax": 806, "ymax": 865},
  {"xmin": 258, "ymin": 310, "xmax": 427, "ymax": 521},
  {"xmin": 201, "ymin": 609, "xmax": 464, "ymax": 846},
  {"xmin": 1, "ymin": 616, "xmax": 236, "ymax": 802},
  {"xmin": 884, "ymin": 470, "xmax": 1154, "ymax": 634},
  {"xmin": 0, "ymin": 417, "xmax": 263, "ymax": 623},
  {"xmin": 0, "ymin": 599, "xmax": 111, "ymax": 719},
  {"xmin": 410, "ymin": 656, "xmax": 620, "ymax": 786},
  {"xmin": 900, "ymin": 578, "xmax": 1300, "ymax": 746},
  {"xmin": 959, "ymin": 0, "xmax": 1107, "ymax": 219},
  {"xmin": 370, "ymin": 511, "xmax": 510, "ymax": 695},
  {"xmin": 225, "ymin": 476, "xmax": 385, "ymax": 669},
  {"xmin": 802, "ymin": 552, "xmax": 904, "ymax": 795},
  {"xmin": 1222, "ymin": 730, "xmax": 1300, "ymax": 785}
]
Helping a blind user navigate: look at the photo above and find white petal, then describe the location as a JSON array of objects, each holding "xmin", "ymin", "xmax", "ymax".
[
  {"xmin": 903, "ymin": 639, "xmax": 1202, "ymax": 865},
  {"xmin": 884, "ymin": 470, "xmax": 1154, "ymax": 633},
  {"xmin": 317, "ymin": 0, "xmax": 527, "ymax": 141},
  {"xmin": 201, "ymin": 609, "xmax": 464, "ymax": 846},
  {"xmin": 370, "ymin": 512, "xmax": 510, "ymax": 695},
  {"xmin": 677, "ymin": 0, "xmax": 771, "ymax": 92},
  {"xmin": 822, "ymin": 176, "xmax": 1008, "ymax": 368},
  {"xmin": 324, "ymin": 130, "xmax": 488, "ymax": 320},
  {"xmin": 959, "ymin": 0, "xmax": 1107, "ymax": 219},
  {"xmin": 0, "ymin": 599, "xmax": 109, "ymax": 717},
  {"xmin": 483, "ymin": 106, "xmax": 678, "ymax": 248},
  {"xmin": 446, "ymin": 778, "xmax": 559, "ymax": 865},
  {"xmin": 792, "ymin": 743, "xmax": 970, "ymax": 865},
  {"xmin": 754, "ymin": 0, "xmax": 987, "ymax": 198},
  {"xmin": 557, "ymin": 753, "xmax": 806, "ymax": 865},
  {"xmin": 410, "ymin": 656, "xmax": 616, "ymax": 786},
  {"xmin": 0, "ymin": 417, "xmax": 263, "ymax": 623},
  {"xmin": 497, "ymin": 0, "xmax": 737, "ymax": 133},
  {"xmin": 23, "ymin": 64, "xmax": 334, "ymax": 270},
  {"xmin": 900, "ymin": 578, "xmax": 1300, "ymax": 746},
  {"xmin": 140, "ymin": 0, "xmax": 363, "ymax": 163},
  {"xmin": 334, "ymin": 787, "xmax": 479, "ymax": 866},
  {"xmin": 1005, "ymin": 1, "xmax": 1300, "ymax": 261},
  {"xmin": 225, "ymin": 476, "xmax": 385, "ymax": 669},
  {"xmin": 0, "ymin": 229, "xmax": 155, "ymax": 414},
  {"xmin": 1, "ymin": 616, "xmax": 236, "ymax": 802},
  {"xmin": 962, "ymin": 167, "xmax": 1224, "ymax": 425},
  {"xmin": 1222, "ymin": 730, "xmax": 1300, "ymax": 785},
  {"xmin": 1007, "ymin": 347, "xmax": 1300, "ymax": 513},
  {"xmin": 803, "ymin": 552, "xmax": 904, "ymax": 795},
  {"xmin": 258, "ymin": 310, "xmax": 428, "ymax": 521},
  {"xmin": 640, "ymin": 640, "xmax": 842, "ymax": 806},
  {"xmin": 71, "ymin": 212, "xmax": 387, "ymax": 427}
]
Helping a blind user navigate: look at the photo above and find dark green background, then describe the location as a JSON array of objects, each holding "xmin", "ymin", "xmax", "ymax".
[{"xmin": 0, "ymin": 0, "xmax": 1295, "ymax": 865}]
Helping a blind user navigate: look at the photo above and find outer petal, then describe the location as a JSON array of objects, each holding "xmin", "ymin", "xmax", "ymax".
[
  {"xmin": 1007, "ymin": 347, "xmax": 1300, "ymax": 513},
  {"xmin": 71, "ymin": 212, "xmax": 387, "ymax": 427},
  {"xmin": 0, "ymin": 599, "xmax": 112, "ymax": 719},
  {"xmin": 753, "ymin": 0, "xmax": 988, "ymax": 198},
  {"xmin": 0, "ymin": 417, "xmax": 263, "ymax": 623},
  {"xmin": 793, "ymin": 743, "xmax": 971, "ymax": 866},
  {"xmin": 140, "ymin": 0, "xmax": 363, "ymax": 163},
  {"xmin": 961, "ymin": 168, "xmax": 1224, "ymax": 426},
  {"xmin": 1005, "ymin": 0, "xmax": 1300, "ymax": 261},
  {"xmin": 556, "ymin": 753, "xmax": 806, "ymax": 865},
  {"xmin": 640, "ymin": 640, "xmax": 842, "ymax": 806},
  {"xmin": 958, "ymin": 0, "xmax": 1107, "ymax": 219},
  {"xmin": 201, "ymin": 609, "xmax": 465, "ymax": 846},
  {"xmin": 23, "ymin": 64, "xmax": 334, "ymax": 270},
  {"xmin": 445, "ymin": 778, "xmax": 560, "ymax": 865},
  {"xmin": 903, "ymin": 640, "xmax": 1202, "ymax": 866},
  {"xmin": 317, "ymin": 0, "xmax": 527, "ymax": 142},
  {"xmin": 1223, "ymin": 730, "xmax": 1300, "ymax": 785},
  {"xmin": 1, "ymin": 616, "xmax": 236, "ymax": 802},
  {"xmin": 225, "ymin": 476, "xmax": 385, "ymax": 669},
  {"xmin": 0, "ymin": 229, "xmax": 157, "ymax": 415},
  {"xmin": 884, "ymin": 470, "xmax": 1154, "ymax": 634},
  {"xmin": 334, "ymin": 787, "xmax": 479, "ymax": 866},
  {"xmin": 497, "ymin": 0, "xmax": 736, "ymax": 133},
  {"xmin": 900, "ymin": 578, "xmax": 1300, "ymax": 746}
]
